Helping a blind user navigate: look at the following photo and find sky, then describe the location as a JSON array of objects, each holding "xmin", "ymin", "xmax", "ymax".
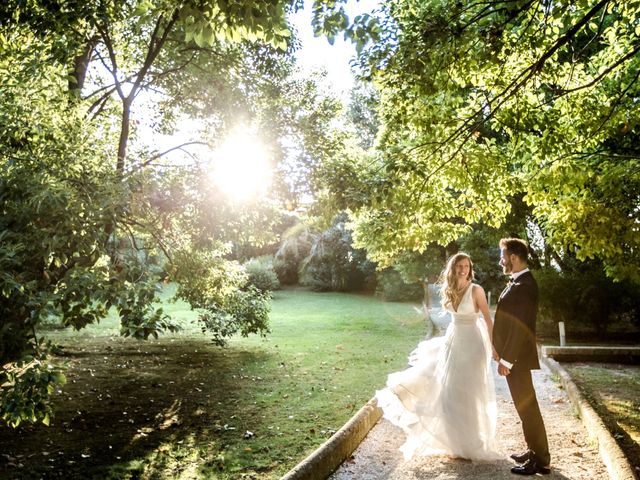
[
  {"xmin": 289, "ymin": 0, "xmax": 379, "ymax": 98},
  {"xmin": 137, "ymin": 0, "xmax": 380, "ymax": 181}
]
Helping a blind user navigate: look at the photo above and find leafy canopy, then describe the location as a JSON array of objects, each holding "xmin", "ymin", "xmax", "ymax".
[
  {"xmin": 0, "ymin": 0, "xmax": 345, "ymax": 427},
  {"xmin": 314, "ymin": 0, "xmax": 640, "ymax": 282}
]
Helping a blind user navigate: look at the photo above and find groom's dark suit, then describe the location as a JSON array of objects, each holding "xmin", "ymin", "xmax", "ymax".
[{"xmin": 493, "ymin": 270, "xmax": 550, "ymax": 466}]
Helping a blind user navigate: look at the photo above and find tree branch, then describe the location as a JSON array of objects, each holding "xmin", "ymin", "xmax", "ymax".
[
  {"xmin": 126, "ymin": 141, "xmax": 210, "ymax": 175},
  {"xmin": 131, "ymin": 9, "xmax": 180, "ymax": 99},
  {"xmin": 590, "ymin": 66, "xmax": 640, "ymax": 137},
  {"xmin": 95, "ymin": 23, "xmax": 126, "ymax": 101},
  {"xmin": 120, "ymin": 218, "xmax": 174, "ymax": 264},
  {"xmin": 409, "ymin": 0, "xmax": 612, "ymax": 185}
]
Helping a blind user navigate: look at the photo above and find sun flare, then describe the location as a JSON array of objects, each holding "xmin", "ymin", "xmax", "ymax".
[{"xmin": 209, "ymin": 130, "xmax": 272, "ymax": 201}]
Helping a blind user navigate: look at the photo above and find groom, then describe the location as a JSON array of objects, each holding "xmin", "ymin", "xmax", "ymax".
[{"xmin": 493, "ymin": 238, "xmax": 551, "ymax": 476}]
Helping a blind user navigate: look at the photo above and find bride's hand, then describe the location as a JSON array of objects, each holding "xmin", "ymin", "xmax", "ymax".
[{"xmin": 492, "ymin": 348, "xmax": 500, "ymax": 361}]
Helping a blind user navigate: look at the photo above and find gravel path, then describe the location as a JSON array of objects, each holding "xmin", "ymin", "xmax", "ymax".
[{"xmin": 329, "ymin": 361, "xmax": 609, "ymax": 479}]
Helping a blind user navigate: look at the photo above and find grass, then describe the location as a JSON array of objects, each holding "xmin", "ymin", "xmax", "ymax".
[
  {"xmin": 0, "ymin": 287, "xmax": 425, "ymax": 479},
  {"xmin": 562, "ymin": 363, "xmax": 640, "ymax": 474}
]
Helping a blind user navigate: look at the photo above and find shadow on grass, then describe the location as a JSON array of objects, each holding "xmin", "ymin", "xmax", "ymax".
[
  {"xmin": 564, "ymin": 363, "xmax": 640, "ymax": 474},
  {"xmin": 0, "ymin": 337, "xmax": 292, "ymax": 479}
]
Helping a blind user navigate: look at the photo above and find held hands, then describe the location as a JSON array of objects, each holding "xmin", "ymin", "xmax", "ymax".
[{"xmin": 492, "ymin": 347, "xmax": 510, "ymax": 375}]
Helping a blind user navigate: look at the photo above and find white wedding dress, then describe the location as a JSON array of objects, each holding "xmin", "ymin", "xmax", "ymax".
[{"xmin": 375, "ymin": 284, "xmax": 502, "ymax": 461}]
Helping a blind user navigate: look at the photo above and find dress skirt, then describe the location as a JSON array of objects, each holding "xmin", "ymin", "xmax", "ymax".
[{"xmin": 375, "ymin": 315, "xmax": 502, "ymax": 461}]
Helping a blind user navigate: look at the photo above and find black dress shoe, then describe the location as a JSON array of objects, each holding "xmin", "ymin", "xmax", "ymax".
[
  {"xmin": 510, "ymin": 450, "xmax": 531, "ymax": 463},
  {"xmin": 511, "ymin": 459, "xmax": 551, "ymax": 475}
]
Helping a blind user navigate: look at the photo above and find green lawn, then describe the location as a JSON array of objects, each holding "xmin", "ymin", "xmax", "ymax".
[
  {"xmin": 562, "ymin": 363, "xmax": 640, "ymax": 474},
  {"xmin": 0, "ymin": 287, "xmax": 426, "ymax": 479}
]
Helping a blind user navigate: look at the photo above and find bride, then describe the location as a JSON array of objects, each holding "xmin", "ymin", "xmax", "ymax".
[{"xmin": 375, "ymin": 252, "xmax": 502, "ymax": 461}]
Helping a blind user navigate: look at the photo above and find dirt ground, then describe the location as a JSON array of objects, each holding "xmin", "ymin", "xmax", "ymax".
[{"xmin": 330, "ymin": 361, "xmax": 610, "ymax": 479}]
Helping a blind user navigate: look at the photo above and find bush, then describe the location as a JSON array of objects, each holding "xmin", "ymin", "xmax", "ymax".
[
  {"xmin": 537, "ymin": 264, "xmax": 640, "ymax": 339},
  {"xmin": 274, "ymin": 224, "xmax": 313, "ymax": 285},
  {"xmin": 0, "ymin": 346, "xmax": 66, "ymax": 428},
  {"xmin": 198, "ymin": 286, "xmax": 272, "ymax": 346},
  {"xmin": 245, "ymin": 256, "xmax": 280, "ymax": 293},
  {"xmin": 375, "ymin": 268, "xmax": 424, "ymax": 301},
  {"xmin": 299, "ymin": 213, "xmax": 376, "ymax": 292},
  {"xmin": 535, "ymin": 267, "xmax": 579, "ymax": 337}
]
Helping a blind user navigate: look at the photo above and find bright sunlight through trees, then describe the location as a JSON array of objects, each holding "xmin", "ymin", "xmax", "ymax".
[{"xmin": 209, "ymin": 128, "xmax": 273, "ymax": 202}]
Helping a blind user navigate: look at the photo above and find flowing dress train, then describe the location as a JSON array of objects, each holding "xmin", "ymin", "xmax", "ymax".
[{"xmin": 375, "ymin": 284, "xmax": 502, "ymax": 461}]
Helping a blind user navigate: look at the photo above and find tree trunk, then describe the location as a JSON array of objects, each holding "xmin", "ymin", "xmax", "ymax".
[
  {"xmin": 69, "ymin": 38, "xmax": 97, "ymax": 94},
  {"xmin": 117, "ymin": 96, "xmax": 133, "ymax": 173}
]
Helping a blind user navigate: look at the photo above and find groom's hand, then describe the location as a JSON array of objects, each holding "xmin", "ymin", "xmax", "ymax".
[{"xmin": 498, "ymin": 363, "xmax": 511, "ymax": 376}]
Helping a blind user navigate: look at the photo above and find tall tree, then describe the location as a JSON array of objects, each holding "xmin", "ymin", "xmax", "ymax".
[
  {"xmin": 0, "ymin": 0, "xmax": 347, "ymax": 427},
  {"xmin": 317, "ymin": 0, "xmax": 640, "ymax": 282}
]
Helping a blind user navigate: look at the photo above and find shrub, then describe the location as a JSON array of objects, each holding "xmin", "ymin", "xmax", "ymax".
[
  {"xmin": 0, "ymin": 347, "xmax": 66, "ymax": 428},
  {"xmin": 299, "ymin": 213, "xmax": 376, "ymax": 292},
  {"xmin": 274, "ymin": 224, "xmax": 313, "ymax": 285},
  {"xmin": 198, "ymin": 286, "xmax": 272, "ymax": 345},
  {"xmin": 245, "ymin": 256, "xmax": 280, "ymax": 293},
  {"xmin": 535, "ymin": 267, "xmax": 579, "ymax": 337},
  {"xmin": 375, "ymin": 268, "xmax": 423, "ymax": 301},
  {"xmin": 537, "ymin": 264, "xmax": 640, "ymax": 339}
]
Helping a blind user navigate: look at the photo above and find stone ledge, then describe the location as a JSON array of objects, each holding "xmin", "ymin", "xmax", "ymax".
[
  {"xmin": 541, "ymin": 354, "xmax": 637, "ymax": 480},
  {"xmin": 280, "ymin": 398, "xmax": 382, "ymax": 480},
  {"xmin": 542, "ymin": 346, "xmax": 640, "ymax": 364},
  {"xmin": 282, "ymin": 351, "xmax": 638, "ymax": 480}
]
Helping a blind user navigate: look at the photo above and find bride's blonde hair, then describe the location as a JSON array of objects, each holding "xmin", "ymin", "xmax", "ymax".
[{"xmin": 439, "ymin": 252, "xmax": 475, "ymax": 309}]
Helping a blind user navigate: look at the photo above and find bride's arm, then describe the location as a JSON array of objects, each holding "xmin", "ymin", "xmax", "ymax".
[{"xmin": 474, "ymin": 285, "xmax": 499, "ymax": 360}]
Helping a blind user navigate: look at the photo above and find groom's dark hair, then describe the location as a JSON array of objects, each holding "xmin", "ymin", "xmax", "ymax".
[{"xmin": 500, "ymin": 237, "xmax": 529, "ymax": 262}]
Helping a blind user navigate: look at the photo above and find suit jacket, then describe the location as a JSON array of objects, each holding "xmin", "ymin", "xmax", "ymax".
[{"xmin": 493, "ymin": 271, "xmax": 540, "ymax": 370}]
